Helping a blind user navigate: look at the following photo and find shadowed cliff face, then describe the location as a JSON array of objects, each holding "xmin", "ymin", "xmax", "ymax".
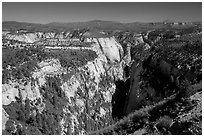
[
  {"xmin": 123, "ymin": 52, "xmax": 183, "ymax": 115},
  {"xmin": 122, "ymin": 42, "xmax": 201, "ymax": 116}
]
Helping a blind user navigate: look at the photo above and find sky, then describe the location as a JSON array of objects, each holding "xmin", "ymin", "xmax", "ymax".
[{"xmin": 2, "ymin": 2, "xmax": 202, "ymax": 24}]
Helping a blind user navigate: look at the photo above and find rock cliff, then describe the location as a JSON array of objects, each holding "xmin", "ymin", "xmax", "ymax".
[{"xmin": 2, "ymin": 35, "xmax": 130, "ymax": 134}]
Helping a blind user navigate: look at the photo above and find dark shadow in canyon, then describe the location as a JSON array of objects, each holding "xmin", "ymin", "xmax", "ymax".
[{"xmin": 112, "ymin": 78, "xmax": 130, "ymax": 119}]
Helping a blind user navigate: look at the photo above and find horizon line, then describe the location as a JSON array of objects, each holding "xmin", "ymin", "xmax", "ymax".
[{"xmin": 2, "ymin": 19, "xmax": 202, "ymax": 25}]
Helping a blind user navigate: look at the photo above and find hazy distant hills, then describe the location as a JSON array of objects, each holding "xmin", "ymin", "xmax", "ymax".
[
  {"xmin": 3, "ymin": 21, "xmax": 43, "ymax": 30},
  {"xmin": 3, "ymin": 20, "xmax": 200, "ymax": 32},
  {"xmin": 47, "ymin": 20, "xmax": 123, "ymax": 27}
]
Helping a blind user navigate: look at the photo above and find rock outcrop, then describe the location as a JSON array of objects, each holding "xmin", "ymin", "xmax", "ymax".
[{"xmin": 2, "ymin": 35, "xmax": 129, "ymax": 135}]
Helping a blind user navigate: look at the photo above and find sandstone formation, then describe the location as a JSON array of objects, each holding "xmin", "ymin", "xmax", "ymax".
[{"xmin": 2, "ymin": 25, "xmax": 202, "ymax": 135}]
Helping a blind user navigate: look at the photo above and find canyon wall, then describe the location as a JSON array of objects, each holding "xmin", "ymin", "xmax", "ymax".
[{"xmin": 2, "ymin": 35, "xmax": 133, "ymax": 134}]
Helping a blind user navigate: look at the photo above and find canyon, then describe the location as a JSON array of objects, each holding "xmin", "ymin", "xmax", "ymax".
[{"xmin": 2, "ymin": 22, "xmax": 202, "ymax": 135}]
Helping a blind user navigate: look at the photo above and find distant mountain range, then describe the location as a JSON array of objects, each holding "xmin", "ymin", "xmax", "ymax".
[{"xmin": 2, "ymin": 20, "xmax": 201, "ymax": 32}]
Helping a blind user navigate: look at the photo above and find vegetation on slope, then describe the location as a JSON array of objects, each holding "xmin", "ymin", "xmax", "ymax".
[
  {"xmin": 2, "ymin": 47, "xmax": 48, "ymax": 83},
  {"xmin": 2, "ymin": 47, "xmax": 97, "ymax": 83},
  {"xmin": 3, "ymin": 76, "xmax": 67, "ymax": 135}
]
